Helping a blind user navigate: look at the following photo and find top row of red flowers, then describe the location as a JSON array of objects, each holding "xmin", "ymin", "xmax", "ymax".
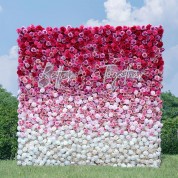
[{"xmin": 17, "ymin": 24, "xmax": 164, "ymax": 38}]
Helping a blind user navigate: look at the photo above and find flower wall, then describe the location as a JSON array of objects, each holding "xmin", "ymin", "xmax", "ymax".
[{"xmin": 17, "ymin": 25, "xmax": 164, "ymax": 167}]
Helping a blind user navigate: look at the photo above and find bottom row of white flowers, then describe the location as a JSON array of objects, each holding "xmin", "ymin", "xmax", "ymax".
[{"xmin": 17, "ymin": 125, "xmax": 161, "ymax": 167}]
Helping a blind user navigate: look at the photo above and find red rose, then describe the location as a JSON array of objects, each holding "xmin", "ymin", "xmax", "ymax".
[
  {"xmin": 157, "ymin": 42, "xmax": 163, "ymax": 48},
  {"xmin": 141, "ymin": 60, "xmax": 147, "ymax": 68},
  {"xmin": 158, "ymin": 28, "xmax": 164, "ymax": 36},
  {"xmin": 146, "ymin": 24, "xmax": 152, "ymax": 30},
  {"xmin": 59, "ymin": 26, "xmax": 66, "ymax": 33},
  {"xmin": 77, "ymin": 76, "xmax": 82, "ymax": 83},
  {"xmin": 17, "ymin": 70, "xmax": 24, "ymax": 76},
  {"xmin": 157, "ymin": 58, "xmax": 164, "ymax": 68}
]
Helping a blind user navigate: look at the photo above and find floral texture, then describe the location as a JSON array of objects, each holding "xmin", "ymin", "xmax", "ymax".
[{"xmin": 17, "ymin": 25, "xmax": 164, "ymax": 167}]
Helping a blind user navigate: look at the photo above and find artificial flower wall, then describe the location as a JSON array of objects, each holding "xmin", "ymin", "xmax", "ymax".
[{"xmin": 16, "ymin": 25, "xmax": 164, "ymax": 167}]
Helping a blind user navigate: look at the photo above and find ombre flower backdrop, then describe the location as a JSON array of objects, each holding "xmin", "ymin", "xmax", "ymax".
[{"xmin": 16, "ymin": 25, "xmax": 164, "ymax": 167}]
